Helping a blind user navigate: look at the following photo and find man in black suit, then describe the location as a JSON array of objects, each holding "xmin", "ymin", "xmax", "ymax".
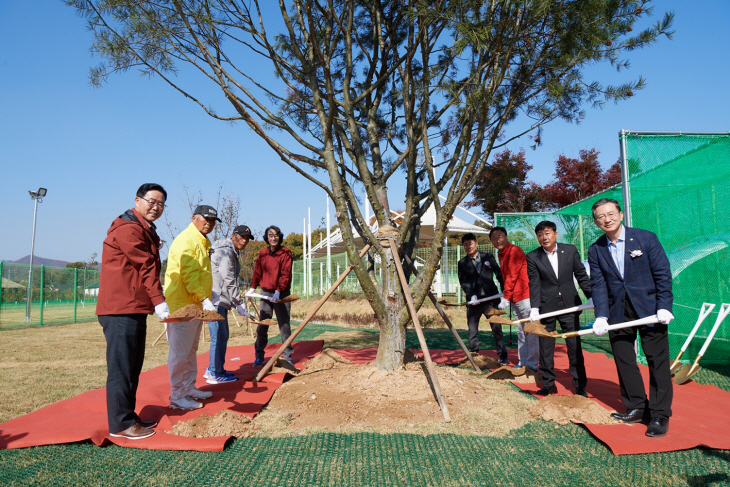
[
  {"xmin": 526, "ymin": 221, "xmax": 591, "ymax": 396},
  {"xmin": 457, "ymin": 233, "xmax": 508, "ymax": 365},
  {"xmin": 589, "ymin": 198, "xmax": 674, "ymax": 437}
]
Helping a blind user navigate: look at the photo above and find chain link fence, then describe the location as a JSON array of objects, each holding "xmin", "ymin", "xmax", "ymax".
[{"xmin": 0, "ymin": 262, "xmax": 99, "ymax": 329}]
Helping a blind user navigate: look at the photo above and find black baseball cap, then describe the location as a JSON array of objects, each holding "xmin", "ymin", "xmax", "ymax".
[
  {"xmin": 193, "ymin": 205, "xmax": 222, "ymax": 222},
  {"xmin": 233, "ymin": 225, "xmax": 253, "ymax": 237}
]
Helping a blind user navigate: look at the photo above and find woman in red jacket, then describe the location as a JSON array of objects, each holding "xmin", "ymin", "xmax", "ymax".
[{"xmin": 247, "ymin": 225, "xmax": 293, "ymax": 366}]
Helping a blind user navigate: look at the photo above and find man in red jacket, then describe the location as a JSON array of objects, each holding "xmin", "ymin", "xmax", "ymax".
[
  {"xmin": 490, "ymin": 226, "xmax": 538, "ymax": 371},
  {"xmin": 97, "ymin": 183, "xmax": 170, "ymax": 440},
  {"xmin": 247, "ymin": 225, "xmax": 294, "ymax": 366}
]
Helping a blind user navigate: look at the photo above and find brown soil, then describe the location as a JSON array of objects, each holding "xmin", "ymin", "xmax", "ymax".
[
  {"xmin": 172, "ymin": 349, "xmax": 536, "ymax": 438},
  {"xmin": 488, "ymin": 315, "xmax": 513, "ymax": 324},
  {"xmin": 486, "ymin": 308, "xmax": 506, "ymax": 317},
  {"xmin": 524, "ymin": 320, "xmax": 557, "ymax": 337},
  {"xmin": 528, "ymin": 395, "xmax": 619, "ymax": 425},
  {"xmin": 171, "ymin": 409, "xmax": 254, "ymax": 438},
  {"xmin": 167, "ymin": 304, "xmax": 224, "ymax": 322},
  {"xmin": 456, "ymin": 354, "xmax": 503, "ymax": 369},
  {"xmin": 168, "ymin": 304, "xmax": 202, "ymax": 319}
]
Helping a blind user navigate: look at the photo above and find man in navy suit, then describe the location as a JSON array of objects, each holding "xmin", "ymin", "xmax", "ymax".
[{"xmin": 588, "ymin": 198, "xmax": 674, "ymax": 437}]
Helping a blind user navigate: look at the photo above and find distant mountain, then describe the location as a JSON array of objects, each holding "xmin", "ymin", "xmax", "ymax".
[{"xmin": 8, "ymin": 255, "xmax": 72, "ymax": 268}]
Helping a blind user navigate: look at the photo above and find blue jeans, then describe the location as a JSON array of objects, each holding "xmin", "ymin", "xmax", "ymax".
[{"xmin": 207, "ymin": 305, "xmax": 230, "ymax": 376}]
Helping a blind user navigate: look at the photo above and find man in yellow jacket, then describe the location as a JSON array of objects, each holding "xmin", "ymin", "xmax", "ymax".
[{"xmin": 164, "ymin": 205, "xmax": 221, "ymax": 410}]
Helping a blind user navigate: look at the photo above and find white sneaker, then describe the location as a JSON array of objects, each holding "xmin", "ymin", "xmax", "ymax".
[
  {"xmin": 169, "ymin": 396, "xmax": 203, "ymax": 410},
  {"xmin": 187, "ymin": 388, "xmax": 213, "ymax": 400}
]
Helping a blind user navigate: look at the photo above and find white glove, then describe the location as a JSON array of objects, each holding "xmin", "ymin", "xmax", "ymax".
[
  {"xmin": 498, "ymin": 298, "xmax": 510, "ymax": 310},
  {"xmin": 593, "ymin": 317, "xmax": 609, "ymax": 336},
  {"xmin": 529, "ymin": 308, "xmax": 540, "ymax": 322},
  {"xmin": 468, "ymin": 295, "xmax": 479, "ymax": 305},
  {"xmin": 236, "ymin": 304, "xmax": 252, "ymax": 318},
  {"xmin": 154, "ymin": 301, "xmax": 170, "ymax": 320},
  {"xmin": 272, "ymin": 290, "xmax": 281, "ymax": 302},
  {"xmin": 245, "ymin": 288, "xmax": 256, "ymax": 297},
  {"xmin": 201, "ymin": 298, "xmax": 216, "ymax": 311},
  {"xmin": 657, "ymin": 309, "xmax": 674, "ymax": 325},
  {"xmin": 588, "ymin": 298, "xmax": 594, "ymax": 306},
  {"xmin": 211, "ymin": 290, "xmax": 220, "ymax": 303}
]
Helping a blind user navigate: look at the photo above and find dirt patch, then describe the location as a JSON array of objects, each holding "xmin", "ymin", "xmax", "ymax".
[
  {"xmin": 457, "ymin": 354, "xmax": 503, "ymax": 369},
  {"xmin": 524, "ymin": 320, "xmax": 556, "ymax": 337},
  {"xmin": 488, "ymin": 315, "xmax": 513, "ymax": 324},
  {"xmin": 167, "ymin": 304, "xmax": 224, "ymax": 322},
  {"xmin": 528, "ymin": 395, "xmax": 619, "ymax": 425},
  {"xmin": 302, "ymin": 348, "xmax": 353, "ymax": 370},
  {"xmin": 486, "ymin": 308, "xmax": 506, "ymax": 317},
  {"xmin": 170, "ymin": 409, "xmax": 254, "ymax": 438}
]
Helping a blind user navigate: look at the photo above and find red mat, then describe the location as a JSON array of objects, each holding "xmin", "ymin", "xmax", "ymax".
[
  {"xmin": 338, "ymin": 345, "xmax": 730, "ymax": 455},
  {"xmin": 0, "ymin": 341, "xmax": 323, "ymax": 451}
]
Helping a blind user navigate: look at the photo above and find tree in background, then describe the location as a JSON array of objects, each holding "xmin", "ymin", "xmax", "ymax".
[
  {"xmin": 68, "ymin": 0, "xmax": 672, "ymax": 370},
  {"xmin": 543, "ymin": 149, "xmax": 621, "ymax": 208}
]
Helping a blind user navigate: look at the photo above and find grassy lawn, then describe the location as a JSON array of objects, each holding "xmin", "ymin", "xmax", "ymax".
[{"xmin": 1, "ymin": 306, "xmax": 729, "ymax": 486}]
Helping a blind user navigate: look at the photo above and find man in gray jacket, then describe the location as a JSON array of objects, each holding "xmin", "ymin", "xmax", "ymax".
[{"xmin": 205, "ymin": 225, "xmax": 253, "ymax": 384}]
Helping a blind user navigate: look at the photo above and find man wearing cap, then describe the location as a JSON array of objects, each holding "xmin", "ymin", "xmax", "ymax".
[
  {"xmin": 247, "ymin": 225, "xmax": 294, "ymax": 366},
  {"xmin": 164, "ymin": 205, "xmax": 221, "ymax": 410},
  {"xmin": 97, "ymin": 183, "xmax": 169, "ymax": 440},
  {"xmin": 205, "ymin": 225, "xmax": 254, "ymax": 384}
]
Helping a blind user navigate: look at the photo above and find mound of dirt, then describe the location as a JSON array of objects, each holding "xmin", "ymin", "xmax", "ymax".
[
  {"xmin": 166, "ymin": 304, "xmax": 224, "ymax": 322},
  {"xmin": 488, "ymin": 315, "xmax": 513, "ymax": 324},
  {"xmin": 511, "ymin": 367, "xmax": 543, "ymax": 384},
  {"xmin": 270, "ymin": 358, "xmax": 301, "ymax": 375},
  {"xmin": 486, "ymin": 308, "xmax": 506, "ymax": 317},
  {"xmin": 302, "ymin": 348, "xmax": 353, "ymax": 371},
  {"xmin": 485, "ymin": 365, "xmax": 518, "ymax": 380},
  {"xmin": 170, "ymin": 409, "xmax": 254, "ymax": 438},
  {"xmin": 528, "ymin": 395, "xmax": 619, "ymax": 425},
  {"xmin": 457, "ymin": 354, "xmax": 503, "ymax": 369},
  {"xmin": 524, "ymin": 321, "xmax": 556, "ymax": 337}
]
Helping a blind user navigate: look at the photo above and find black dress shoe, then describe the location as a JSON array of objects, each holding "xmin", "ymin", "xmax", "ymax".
[
  {"xmin": 645, "ymin": 417, "xmax": 669, "ymax": 437},
  {"xmin": 610, "ymin": 408, "xmax": 648, "ymax": 424},
  {"xmin": 535, "ymin": 385, "xmax": 557, "ymax": 396},
  {"xmin": 575, "ymin": 387, "xmax": 587, "ymax": 397}
]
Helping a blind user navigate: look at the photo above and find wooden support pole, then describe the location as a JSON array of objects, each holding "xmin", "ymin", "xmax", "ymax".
[
  {"xmin": 152, "ymin": 323, "xmax": 167, "ymax": 346},
  {"xmin": 253, "ymin": 244, "xmax": 372, "ymax": 383},
  {"xmin": 387, "ymin": 238, "xmax": 451, "ymax": 422},
  {"xmin": 402, "ymin": 253, "xmax": 482, "ymax": 374}
]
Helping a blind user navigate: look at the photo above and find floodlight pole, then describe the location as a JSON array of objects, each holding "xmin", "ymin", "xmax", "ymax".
[
  {"xmin": 619, "ymin": 129, "xmax": 632, "ymax": 227},
  {"xmin": 25, "ymin": 189, "xmax": 46, "ymax": 321}
]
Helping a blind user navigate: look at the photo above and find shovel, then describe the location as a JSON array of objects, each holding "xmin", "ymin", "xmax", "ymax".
[
  {"xmin": 526, "ymin": 315, "xmax": 660, "ymax": 338},
  {"xmin": 669, "ymin": 303, "xmax": 715, "ymax": 374},
  {"xmin": 438, "ymin": 293, "xmax": 504, "ymax": 307},
  {"xmin": 673, "ymin": 303, "xmax": 730, "ymax": 385},
  {"xmin": 510, "ymin": 303, "xmax": 594, "ymax": 325},
  {"xmin": 245, "ymin": 291, "xmax": 300, "ymax": 303}
]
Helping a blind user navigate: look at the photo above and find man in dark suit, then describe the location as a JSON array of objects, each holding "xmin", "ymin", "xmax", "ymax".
[
  {"xmin": 588, "ymin": 198, "xmax": 674, "ymax": 437},
  {"xmin": 527, "ymin": 220, "xmax": 591, "ymax": 396},
  {"xmin": 457, "ymin": 233, "xmax": 508, "ymax": 364}
]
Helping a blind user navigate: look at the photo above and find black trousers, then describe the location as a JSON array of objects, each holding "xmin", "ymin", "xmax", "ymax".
[
  {"xmin": 538, "ymin": 311, "xmax": 586, "ymax": 390},
  {"xmin": 466, "ymin": 301, "xmax": 507, "ymax": 361},
  {"xmin": 99, "ymin": 314, "xmax": 148, "ymax": 434},
  {"xmin": 255, "ymin": 288, "xmax": 293, "ymax": 361},
  {"xmin": 608, "ymin": 296, "xmax": 673, "ymax": 418}
]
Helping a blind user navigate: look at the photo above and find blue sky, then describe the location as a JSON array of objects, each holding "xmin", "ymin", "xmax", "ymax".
[{"xmin": 1, "ymin": 1, "xmax": 728, "ymax": 263}]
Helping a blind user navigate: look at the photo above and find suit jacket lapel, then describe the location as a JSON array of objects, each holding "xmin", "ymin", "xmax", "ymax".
[
  {"xmin": 598, "ymin": 234, "xmax": 623, "ymax": 281},
  {"xmin": 537, "ymin": 248, "xmax": 559, "ymax": 283}
]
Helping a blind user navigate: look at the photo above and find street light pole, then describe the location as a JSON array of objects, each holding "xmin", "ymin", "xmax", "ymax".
[{"xmin": 25, "ymin": 188, "xmax": 47, "ymax": 321}]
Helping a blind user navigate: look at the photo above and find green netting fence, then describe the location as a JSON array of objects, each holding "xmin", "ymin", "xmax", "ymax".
[
  {"xmin": 497, "ymin": 131, "xmax": 730, "ymax": 365},
  {"xmin": 0, "ymin": 262, "xmax": 99, "ymax": 329}
]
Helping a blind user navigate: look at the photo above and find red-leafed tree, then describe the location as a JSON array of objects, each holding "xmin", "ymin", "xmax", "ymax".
[
  {"xmin": 466, "ymin": 149, "xmax": 549, "ymax": 218},
  {"xmin": 543, "ymin": 149, "xmax": 620, "ymax": 208}
]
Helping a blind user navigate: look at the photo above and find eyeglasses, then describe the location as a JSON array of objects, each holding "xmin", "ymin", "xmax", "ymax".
[
  {"xmin": 140, "ymin": 197, "xmax": 167, "ymax": 209},
  {"xmin": 594, "ymin": 211, "xmax": 619, "ymax": 222},
  {"xmin": 267, "ymin": 234, "xmax": 280, "ymax": 239}
]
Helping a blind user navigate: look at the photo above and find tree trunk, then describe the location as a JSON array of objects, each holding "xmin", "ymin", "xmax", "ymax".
[{"xmin": 373, "ymin": 246, "xmax": 407, "ymax": 370}]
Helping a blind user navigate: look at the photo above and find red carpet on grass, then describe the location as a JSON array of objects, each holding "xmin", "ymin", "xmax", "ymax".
[
  {"xmin": 0, "ymin": 341, "xmax": 323, "ymax": 451},
  {"xmin": 338, "ymin": 345, "xmax": 730, "ymax": 455}
]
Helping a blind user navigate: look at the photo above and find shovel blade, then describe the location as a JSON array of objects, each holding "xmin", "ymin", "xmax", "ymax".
[
  {"xmin": 669, "ymin": 360, "xmax": 685, "ymax": 375},
  {"xmin": 673, "ymin": 364, "xmax": 701, "ymax": 384}
]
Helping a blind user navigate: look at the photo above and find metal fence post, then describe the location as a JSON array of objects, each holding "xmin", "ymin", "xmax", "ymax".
[
  {"xmin": 73, "ymin": 268, "xmax": 78, "ymax": 323},
  {"xmin": 39, "ymin": 265, "xmax": 45, "ymax": 325}
]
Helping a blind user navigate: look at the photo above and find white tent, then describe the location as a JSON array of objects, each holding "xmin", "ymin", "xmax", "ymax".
[{"xmin": 309, "ymin": 203, "xmax": 490, "ymax": 257}]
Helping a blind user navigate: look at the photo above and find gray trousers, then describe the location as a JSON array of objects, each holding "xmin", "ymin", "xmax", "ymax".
[{"xmin": 255, "ymin": 288, "xmax": 293, "ymax": 361}]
